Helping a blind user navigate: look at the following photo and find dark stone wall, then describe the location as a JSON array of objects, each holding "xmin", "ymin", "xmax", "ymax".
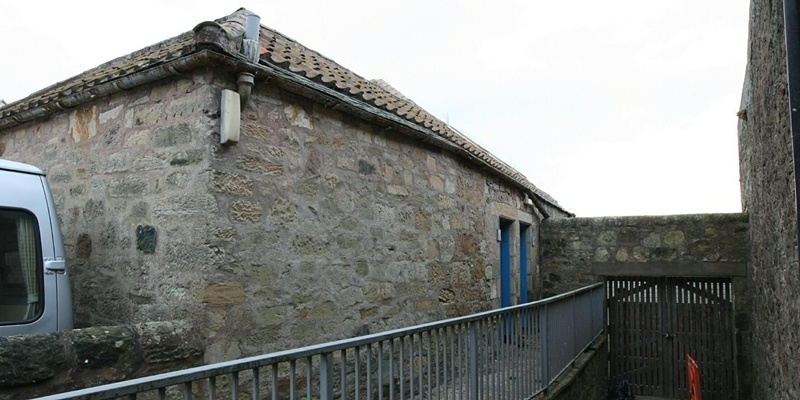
[
  {"xmin": 0, "ymin": 321, "xmax": 202, "ymax": 399},
  {"xmin": 531, "ymin": 335, "xmax": 607, "ymax": 400},
  {"xmin": 738, "ymin": 0, "xmax": 800, "ymax": 398}
]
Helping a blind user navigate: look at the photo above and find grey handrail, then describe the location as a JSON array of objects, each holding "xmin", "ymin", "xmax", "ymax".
[{"xmin": 37, "ymin": 282, "xmax": 605, "ymax": 400}]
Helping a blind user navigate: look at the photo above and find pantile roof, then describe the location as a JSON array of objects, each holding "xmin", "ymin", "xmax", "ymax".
[
  {"xmin": 1, "ymin": 33, "xmax": 197, "ymax": 124},
  {"xmin": 0, "ymin": 8, "xmax": 568, "ymax": 214}
]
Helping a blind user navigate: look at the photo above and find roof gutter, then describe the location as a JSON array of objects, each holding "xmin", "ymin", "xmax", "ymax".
[
  {"xmin": 0, "ymin": 52, "xmax": 218, "ymax": 130},
  {"xmin": 530, "ymin": 195, "xmax": 551, "ymax": 219}
]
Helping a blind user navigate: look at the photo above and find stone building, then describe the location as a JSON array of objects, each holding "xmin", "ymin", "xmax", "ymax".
[{"xmin": 0, "ymin": 9, "xmax": 568, "ymax": 363}]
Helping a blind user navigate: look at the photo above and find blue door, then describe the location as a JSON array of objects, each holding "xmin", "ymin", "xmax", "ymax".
[
  {"xmin": 519, "ymin": 224, "xmax": 529, "ymax": 304},
  {"xmin": 499, "ymin": 220, "xmax": 512, "ymax": 308}
]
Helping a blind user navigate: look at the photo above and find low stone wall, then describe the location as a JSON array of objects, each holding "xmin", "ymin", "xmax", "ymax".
[
  {"xmin": 540, "ymin": 213, "xmax": 749, "ymax": 296},
  {"xmin": 0, "ymin": 320, "xmax": 203, "ymax": 399},
  {"xmin": 531, "ymin": 334, "xmax": 607, "ymax": 400}
]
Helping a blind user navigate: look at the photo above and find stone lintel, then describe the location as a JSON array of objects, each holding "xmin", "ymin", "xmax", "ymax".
[{"xmin": 493, "ymin": 202, "xmax": 518, "ymax": 221}]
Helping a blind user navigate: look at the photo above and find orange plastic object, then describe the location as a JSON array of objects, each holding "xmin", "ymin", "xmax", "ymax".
[{"xmin": 687, "ymin": 354, "xmax": 701, "ymax": 400}]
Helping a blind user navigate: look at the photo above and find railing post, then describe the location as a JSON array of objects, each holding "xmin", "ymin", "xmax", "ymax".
[
  {"xmin": 572, "ymin": 294, "xmax": 578, "ymax": 362},
  {"xmin": 183, "ymin": 382, "xmax": 193, "ymax": 400},
  {"xmin": 598, "ymin": 284, "xmax": 606, "ymax": 335},
  {"xmin": 320, "ymin": 352, "xmax": 334, "ymax": 400},
  {"xmin": 469, "ymin": 321, "xmax": 479, "ymax": 399},
  {"xmin": 540, "ymin": 304, "xmax": 549, "ymax": 386}
]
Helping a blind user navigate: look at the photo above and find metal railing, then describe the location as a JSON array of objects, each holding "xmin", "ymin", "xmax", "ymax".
[{"xmin": 38, "ymin": 283, "xmax": 604, "ymax": 400}]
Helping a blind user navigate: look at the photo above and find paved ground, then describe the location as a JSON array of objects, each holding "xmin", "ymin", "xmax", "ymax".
[{"xmin": 428, "ymin": 334, "xmax": 545, "ymax": 400}]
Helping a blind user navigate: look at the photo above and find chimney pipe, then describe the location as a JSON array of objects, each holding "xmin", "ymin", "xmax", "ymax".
[
  {"xmin": 242, "ymin": 13, "xmax": 261, "ymax": 63},
  {"xmin": 245, "ymin": 13, "xmax": 260, "ymax": 40}
]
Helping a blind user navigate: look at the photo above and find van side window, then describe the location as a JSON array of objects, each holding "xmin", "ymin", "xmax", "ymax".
[{"xmin": 0, "ymin": 209, "xmax": 42, "ymax": 324}]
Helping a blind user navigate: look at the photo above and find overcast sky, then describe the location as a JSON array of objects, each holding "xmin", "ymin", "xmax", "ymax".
[{"xmin": 0, "ymin": 1, "xmax": 750, "ymax": 217}]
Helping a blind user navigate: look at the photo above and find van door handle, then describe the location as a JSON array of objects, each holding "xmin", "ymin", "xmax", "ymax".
[{"xmin": 44, "ymin": 259, "xmax": 66, "ymax": 274}]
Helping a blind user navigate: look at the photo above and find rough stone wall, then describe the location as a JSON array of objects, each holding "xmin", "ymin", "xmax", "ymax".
[
  {"xmin": 0, "ymin": 321, "xmax": 202, "ymax": 399},
  {"xmin": 540, "ymin": 213, "xmax": 749, "ymax": 296},
  {"xmin": 0, "ymin": 69, "xmax": 221, "ymax": 328},
  {"xmin": 531, "ymin": 335, "xmax": 607, "ymax": 400},
  {"xmin": 738, "ymin": 0, "xmax": 800, "ymax": 398},
  {"xmin": 199, "ymin": 75, "xmax": 543, "ymax": 361},
  {"xmin": 541, "ymin": 213, "xmax": 751, "ymax": 398},
  {"xmin": 0, "ymin": 66, "xmax": 545, "ymax": 364}
]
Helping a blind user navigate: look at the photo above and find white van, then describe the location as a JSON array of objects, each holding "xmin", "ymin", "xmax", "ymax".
[{"xmin": 0, "ymin": 159, "xmax": 73, "ymax": 336}]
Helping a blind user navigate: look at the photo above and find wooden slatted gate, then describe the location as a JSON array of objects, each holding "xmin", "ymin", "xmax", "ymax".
[{"xmin": 607, "ymin": 277, "xmax": 736, "ymax": 399}]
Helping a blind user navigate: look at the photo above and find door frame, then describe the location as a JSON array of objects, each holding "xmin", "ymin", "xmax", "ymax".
[
  {"xmin": 519, "ymin": 223, "xmax": 530, "ymax": 304},
  {"xmin": 499, "ymin": 219, "xmax": 513, "ymax": 308}
]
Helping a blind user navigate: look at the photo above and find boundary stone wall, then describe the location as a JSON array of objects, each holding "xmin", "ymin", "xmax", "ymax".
[
  {"xmin": 540, "ymin": 213, "xmax": 748, "ymax": 296},
  {"xmin": 531, "ymin": 335, "xmax": 607, "ymax": 400},
  {"xmin": 0, "ymin": 321, "xmax": 202, "ymax": 399}
]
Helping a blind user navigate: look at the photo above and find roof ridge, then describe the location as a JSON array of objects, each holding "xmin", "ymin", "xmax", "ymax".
[{"xmin": 369, "ymin": 79, "xmax": 414, "ymax": 104}]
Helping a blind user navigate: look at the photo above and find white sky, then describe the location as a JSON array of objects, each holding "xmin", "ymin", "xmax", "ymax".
[{"xmin": 0, "ymin": 1, "xmax": 750, "ymax": 217}]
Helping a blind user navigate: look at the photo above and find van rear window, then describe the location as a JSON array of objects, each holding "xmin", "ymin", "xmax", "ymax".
[{"xmin": 0, "ymin": 209, "xmax": 43, "ymax": 324}]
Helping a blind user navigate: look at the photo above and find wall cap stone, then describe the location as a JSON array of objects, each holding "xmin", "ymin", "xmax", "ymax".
[{"xmin": 594, "ymin": 261, "xmax": 747, "ymax": 277}]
